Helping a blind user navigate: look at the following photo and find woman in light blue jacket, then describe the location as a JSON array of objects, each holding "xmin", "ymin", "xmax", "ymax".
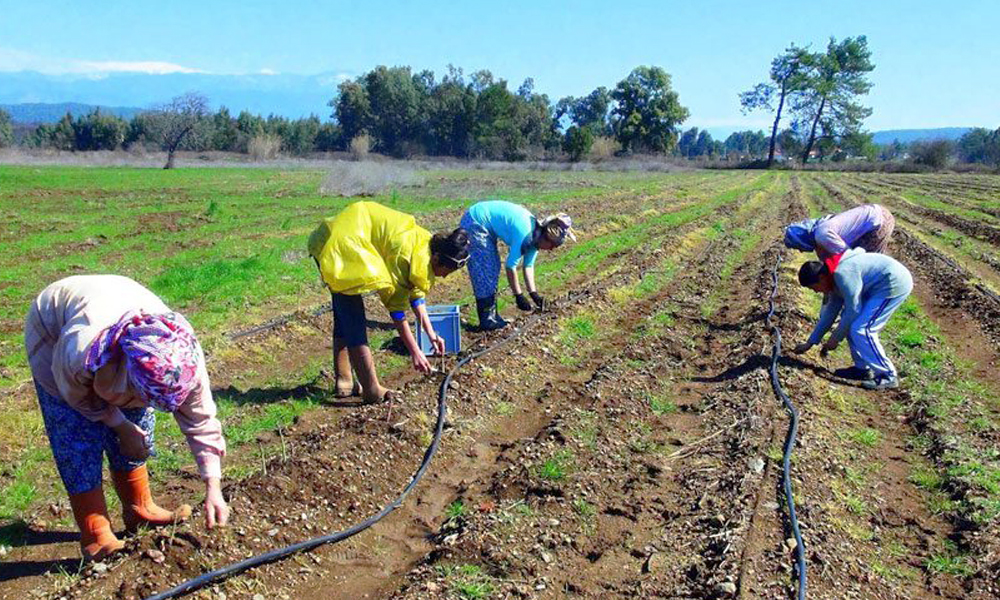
[{"xmin": 459, "ymin": 201, "xmax": 575, "ymax": 330}]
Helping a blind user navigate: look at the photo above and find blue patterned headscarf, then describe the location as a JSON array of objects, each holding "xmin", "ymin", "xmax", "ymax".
[{"xmin": 784, "ymin": 217, "xmax": 823, "ymax": 251}]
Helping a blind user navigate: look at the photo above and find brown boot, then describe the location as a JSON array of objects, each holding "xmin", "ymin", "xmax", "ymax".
[
  {"xmin": 68, "ymin": 487, "xmax": 124, "ymax": 561},
  {"xmin": 348, "ymin": 345, "xmax": 395, "ymax": 404},
  {"xmin": 333, "ymin": 336, "xmax": 361, "ymax": 398},
  {"xmin": 111, "ymin": 465, "xmax": 192, "ymax": 532}
]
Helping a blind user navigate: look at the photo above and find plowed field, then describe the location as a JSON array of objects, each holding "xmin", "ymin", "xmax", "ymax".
[{"xmin": 1, "ymin": 167, "xmax": 998, "ymax": 600}]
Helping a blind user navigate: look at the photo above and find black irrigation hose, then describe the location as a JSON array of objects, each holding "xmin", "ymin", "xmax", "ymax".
[
  {"xmin": 765, "ymin": 253, "xmax": 807, "ymax": 600},
  {"xmin": 144, "ymin": 299, "xmax": 571, "ymax": 600},
  {"xmin": 228, "ymin": 303, "xmax": 333, "ymax": 341}
]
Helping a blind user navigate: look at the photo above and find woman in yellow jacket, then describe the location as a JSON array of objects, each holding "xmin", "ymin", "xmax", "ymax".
[{"xmin": 309, "ymin": 201, "xmax": 470, "ymax": 403}]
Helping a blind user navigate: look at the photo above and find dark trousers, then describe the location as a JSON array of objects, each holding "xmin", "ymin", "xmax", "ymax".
[{"xmin": 332, "ymin": 292, "xmax": 368, "ymax": 347}]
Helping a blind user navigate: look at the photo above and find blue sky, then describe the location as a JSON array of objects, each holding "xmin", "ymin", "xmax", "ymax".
[{"xmin": 1, "ymin": 0, "xmax": 997, "ymax": 135}]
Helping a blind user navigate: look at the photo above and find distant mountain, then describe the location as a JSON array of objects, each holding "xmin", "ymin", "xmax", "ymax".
[
  {"xmin": 0, "ymin": 70, "xmax": 343, "ymax": 121},
  {"xmin": 871, "ymin": 128, "xmax": 974, "ymax": 145},
  {"xmin": 1, "ymin": 102, "xmax": 143, "ymax": 123}
]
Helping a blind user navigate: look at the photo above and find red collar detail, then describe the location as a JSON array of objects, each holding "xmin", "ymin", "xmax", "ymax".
[{"xmin": 824, "ymin": 252, "xmax": 844, "ymax": 273}]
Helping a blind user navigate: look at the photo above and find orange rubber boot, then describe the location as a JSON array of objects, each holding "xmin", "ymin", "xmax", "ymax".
[
  {"xmin": 111, "ymin": 465, "xmax": 192, "ymax": 532},
  {"xmin": 68, "ymin": 487, "xmax": 125, "ymax": 561}
]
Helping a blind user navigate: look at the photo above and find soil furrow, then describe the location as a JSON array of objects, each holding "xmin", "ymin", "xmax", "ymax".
[{"xmin": 804, "ymin": 174, "xmax": 1000, "ymax": 599}]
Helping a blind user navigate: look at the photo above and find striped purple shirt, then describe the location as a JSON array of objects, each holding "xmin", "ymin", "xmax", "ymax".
[{"xmin": 813, "ymin": 204, "xmax": 883, "ymax": 255}]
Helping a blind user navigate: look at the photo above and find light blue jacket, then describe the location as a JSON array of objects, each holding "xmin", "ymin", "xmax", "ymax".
[
  {"xmin": 467, "ymin": 200, "xmax": 539, "ymax": 269},
  {"xmin": 807, "ymin": 248, "xmax": 914, "ymax": 345}
]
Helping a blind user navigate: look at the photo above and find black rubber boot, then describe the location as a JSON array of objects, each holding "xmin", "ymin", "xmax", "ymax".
[
  {"xmin": 476, "ymin": 295, "xmax": 508, "ymax": 331},
  {"xmin": 833, "ymin": 366, "xmax": 873, "ymax": 381}
]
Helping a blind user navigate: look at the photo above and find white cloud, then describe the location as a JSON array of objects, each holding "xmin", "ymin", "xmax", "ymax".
[
  {"xmin": 76, "ymin": 60, "xmax": 204, "ymax": 74},
  {"xmin": 316, "ymin": 72, "xmax": 354, "ymax": 87},
  {"xmin": 0, "ymin": 46, "xmax": 56, "ymax": 72},
  {"xmin": 0, "ymin": 47, "xmax": 204, "ymax": 75},
  {"xmin": 259, "ymin": 68, "xmax": 279, "ymax": 75}
]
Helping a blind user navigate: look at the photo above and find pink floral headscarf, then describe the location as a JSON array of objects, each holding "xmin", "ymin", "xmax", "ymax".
[{"xmin": 85, "ymin": 311, "xmax": 201, "ymax": 412}]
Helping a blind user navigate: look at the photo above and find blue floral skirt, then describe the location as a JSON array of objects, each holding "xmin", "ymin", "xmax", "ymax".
[
  {"xmin": 460, "ymin": 212, "xmax": 501, "ymax": 299},
  {"xmin": 34, "ymin": 381, "xmax": 155, "ymax": 495}
]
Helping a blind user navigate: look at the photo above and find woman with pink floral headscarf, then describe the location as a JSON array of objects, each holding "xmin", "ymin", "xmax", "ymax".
[{"xmin": 24, "ymin": 275, "xmax": 229, "ymax": 561}]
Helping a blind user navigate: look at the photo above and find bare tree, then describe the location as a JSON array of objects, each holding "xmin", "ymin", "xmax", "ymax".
[
  {"xmin": 149, "ymin": 92, "xmax": 209, "ymax": 169},
  {"xmin": 740, "ymin": 45, "xmax": 812, "ymax": 167}
]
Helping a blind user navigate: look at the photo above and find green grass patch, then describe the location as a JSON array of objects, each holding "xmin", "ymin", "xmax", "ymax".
[
  {"xmin": 436, "ymin": 564, "xmax": 494, "ymax": 599},
  {"xmin": 535, "ymin": 449, "xmax": 574, "ymax": 481},
  {"xmin": 633, "ymin": 309, "xmax": 676, "ymax": 340},
  {"xmin": 882, "ymin": 296, "xmax": 1000, "ymax": 527},
  {"xmin": 222, "ymin": 395, "xmax": 324, "ymax": 446},
  {"xmin": 573, "ymin": 498, "xmax": 596, "ymax": 518},
  {"xmin": 566, "ymin": 316, "xmax": 595, "ymax": 339},
  {"xmin": 629, "ymin": 422, "xmax": 666, "ymax": 454},
  {"xmin": 909, "ymin": 467, "xmax": 944, "ymax": 491},
  {"xmin": 902, "ymin": 191, "xmax": 999, "ymax": 225},
  {"xmin": 0, "ymin": 446, "xmax": 50, "ymax": 520},
  {"xmin": 648, "ymin": 394, "xmax": 677, "ymax": 416},
  {"xmin": 634, "ymin": 258, "xmax": 679, "ymax": 297},
  {"xmin": 844, "ymin": 428, "xmax": 881, "ymax": 448},
  {"xmin": 554, "ymin": 312, "xmax": 600, "ymax": 365},
  {"xmin": 494, "ymin": 401, "xmax": 515, "ymax": 417},
  {"xmin": 926, "ymin": 541, "xmax": 974, "ymax": 576},
  {"xmin": 537, "ymin": 172, "xmax": 774, "ymax": 290},
  {"xmin": 0, "ymin": 480, "xmax": 37, "ymax": 521},
  {"xmin": 445, "ymin": 499, "xmax": 467, "ymax": 520}
]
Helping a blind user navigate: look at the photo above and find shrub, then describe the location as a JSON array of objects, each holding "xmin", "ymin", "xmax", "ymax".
[
  {"xmin": 563, "ymin": 126, "xmax": 594, "ymax": 162},
  {"xmin": 350, "ymin": 133, "xmax": 372, "ymax": 161},
  {"xmin": 0, "ymin": 110, "xmax": 16, "ymax": 148},
  {"xmin": 910, "ymin": 140, "xmax": 953, "ymax": 170},
  {"xmin": 247, "ymin": 134, "xmax": 281, "ymax": 161},
  {"xmin": 72, "ymin": 110, "xmax": 127, "ymax": 150},
  {"xmin": 589, "ymin": 136, "xmax": 620, "ymax": 161},
  {"xmin": 319, "ymin": 160, "xmax": 424, "ymax": 197}
]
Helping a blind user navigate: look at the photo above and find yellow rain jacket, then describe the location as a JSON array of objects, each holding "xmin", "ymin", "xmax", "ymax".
[{"xmin": 308, "ymin": 202, "xmax": 435, "ymax": 313}]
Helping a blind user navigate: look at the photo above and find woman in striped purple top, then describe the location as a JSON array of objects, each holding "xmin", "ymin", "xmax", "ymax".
[{"xmin": 784, "ymin": 204, "xmax": 895, "ymax": 259}]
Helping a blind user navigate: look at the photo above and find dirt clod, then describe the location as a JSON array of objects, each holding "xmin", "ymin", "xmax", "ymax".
[
  {"xmin": 144, "ymin": 548, "xmax": 166, "ymax": 563},
  {"xmin": 715, "ymin": 581, "xmax": 738, "ymax": 595},
  {"xmin": 644, "ymin": 553, "xmax": 670, "ymax": 574}
]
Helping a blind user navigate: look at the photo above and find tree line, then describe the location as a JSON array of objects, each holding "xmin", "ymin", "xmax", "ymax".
[
  {"xmin": 1, "ymin": 95, "xmax": 339, "ymax": 158},
  {"xmin": 332, "ymin": 64, "xmax": 696, "ymax": 160},
  {"xmin": 900, "ymin": 129, "xmax": 1000, "ymax": 169},
  {"xmin": 0, "ymin": 95, "xmax": 780, "ymax": 163},
  {"xmin": 0, "ymin": 65, "xmax": 697, "ymax": 162}
]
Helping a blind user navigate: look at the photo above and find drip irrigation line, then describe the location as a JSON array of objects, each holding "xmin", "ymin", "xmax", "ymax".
[
  {"xmin": 145, "ymin": 292, "xmax": 586, "ymax": 600},
  {"xmin": 228, "ymin": 303, "xmax": 333, "ymax": 341},
  {"xmin": 765, "ymin": 253, "xmax": 807, "ymax": 600}
]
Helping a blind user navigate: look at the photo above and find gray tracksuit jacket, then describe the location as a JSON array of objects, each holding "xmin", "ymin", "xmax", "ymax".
[{"xmin": 807, "ymin": 248, "xmax": 914, "ymax": 346}]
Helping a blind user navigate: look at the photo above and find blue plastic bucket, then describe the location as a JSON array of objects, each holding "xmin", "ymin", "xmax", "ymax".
[{"xmin": 415, "ymin": 304, "xmax": 462, "ymax": 355}]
